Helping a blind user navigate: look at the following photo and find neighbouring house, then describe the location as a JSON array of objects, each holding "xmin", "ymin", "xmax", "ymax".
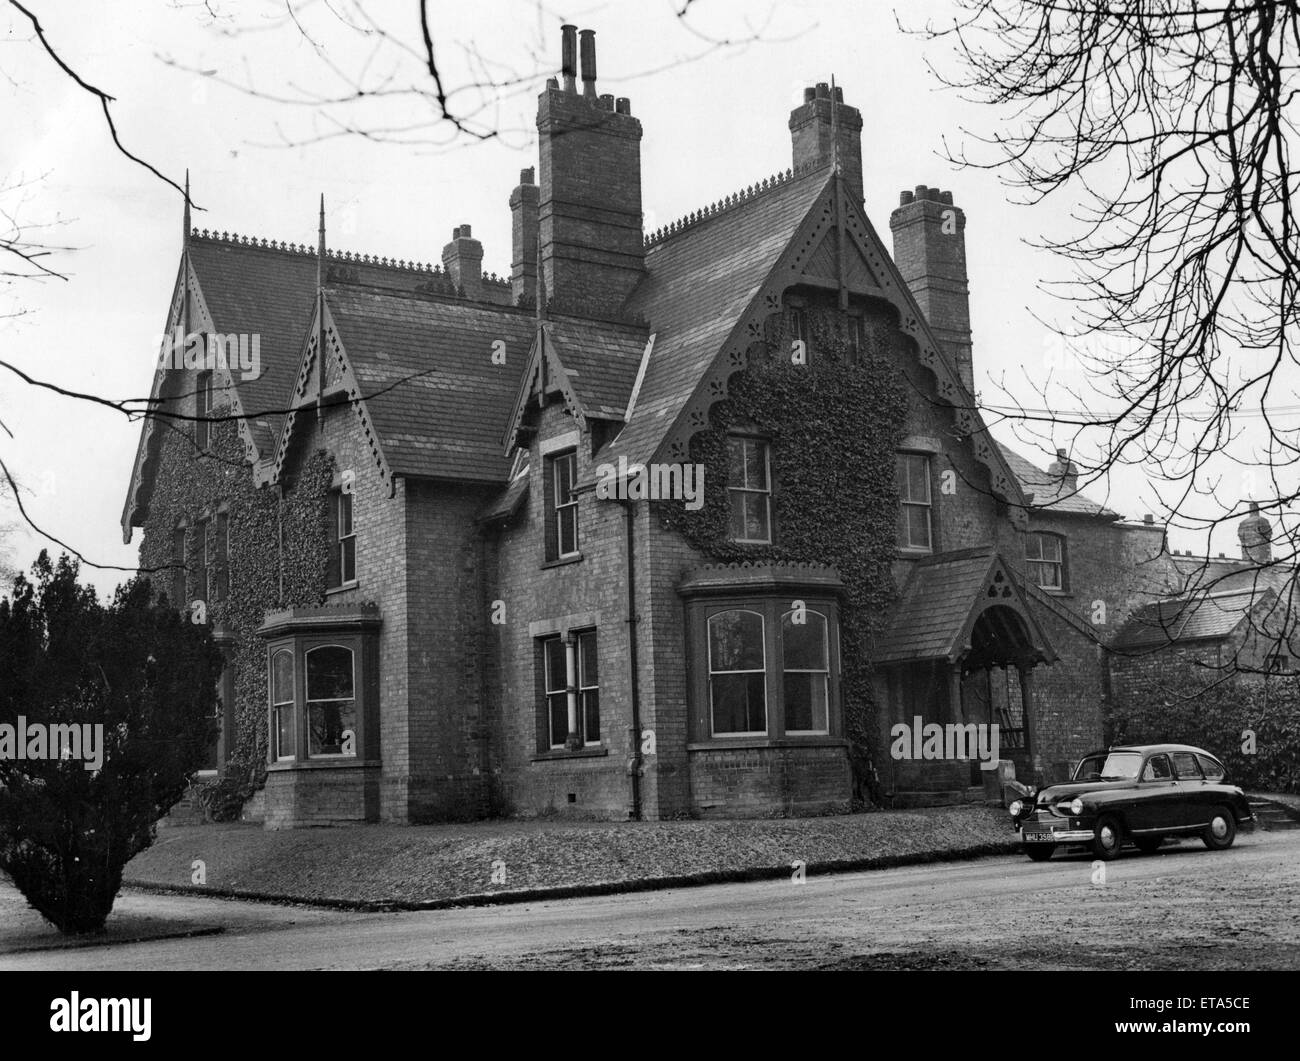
[
  {"xmin": 1110, "ymin": 504, "xmax": 1300, "ymax": 690},
  {"xmin": 123, "ymin": 24, "xmax": 1184, "ymax": 827}
]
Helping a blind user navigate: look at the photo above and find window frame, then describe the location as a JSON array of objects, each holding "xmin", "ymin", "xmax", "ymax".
[
  {"xmin": 265, "ymin": 631, "xmax": 374, "ymax": 765},
  {"xmin": 727, "ymin": 436, "xmax": 774, "ymax": 545},
  {"xmin": 687, "ymin": 596, "xmax": 842, "ymax": 743},
  {"xmin": 1025, "ymin": 531, "xmax": 1068, "ymax": 592},
  {"xmin": 304, "ymin": 644, "xmax": 358, "ymax": 760},
  {"xmin": 707, "ymin": 608, "xmax": 769, "ymax": 737},
  {"xmin": 540, "ymin": 628, "xmax": 601, "ymax": 750},
  {"xmin": 327, "ymin": 488, "xmax": 357, "ymax": 589},
  {"xmin": 171, "ymin": 524, "xmax": 187, "ymax": 609},
  {"xmin": 193, "ymin": 517, "xmax": 209, "ymax": 605},
  {"xmin": 897, "ymin": 452, "xmax": 934, "ymax": 553},
  {"xmin": 270, "ymin": 647, "xmax": 296, "ymax": 763},
  {"xmin": 544, "ymin": 449, "xmax": 580, "ymax": 562}
]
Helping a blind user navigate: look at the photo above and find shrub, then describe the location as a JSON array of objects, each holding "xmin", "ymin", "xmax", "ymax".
[
  {"xmin": 1110, "ymin": 666, "xmax": 1300, "ymax": 793},
  {"xmin": 0, "ymin": 552, "xmax": 223, "ymax": 934}
]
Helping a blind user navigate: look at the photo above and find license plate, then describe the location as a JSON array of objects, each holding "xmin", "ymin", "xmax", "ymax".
[{"xmin": 1023, "ymin": 831, "xmax": 1056, "ymax": 842}]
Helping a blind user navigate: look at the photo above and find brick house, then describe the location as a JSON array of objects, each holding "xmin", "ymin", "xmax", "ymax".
[
  {"xmin": 1110, "ymin": 505, "xmax": 1300, "ymax": 693},
  {"xmin": 123, "ymin": 24, "xmax": 1179, "ymax": 826}
]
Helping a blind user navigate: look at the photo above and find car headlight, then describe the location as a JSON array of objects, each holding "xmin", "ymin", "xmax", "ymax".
[
  {"xmin": 1009, "ymin": 800, "xmax": 1024, "ymax": 817},
  {"xmin": 1069, "ymin": 798, "xmax": 1084, "ymax": 815}
]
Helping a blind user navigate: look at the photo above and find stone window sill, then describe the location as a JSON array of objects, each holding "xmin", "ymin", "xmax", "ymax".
[
  {"xmin": 541, "ymin": 553, "xmax": 584, "ymax": 570},
  {"xmin": 267, "ymin": 758, "xmax": 381, "ymax": 772},
  {"xmin": 530, "ymin": 746, "xmax": 608, "ymax": 762},
  {"xmin": 326, "ymin": 581, "xmax": 360, "ymax": 596},
  {"xmin": 687, "ymin": 737, "xmax": 849, "ymax": 752}
]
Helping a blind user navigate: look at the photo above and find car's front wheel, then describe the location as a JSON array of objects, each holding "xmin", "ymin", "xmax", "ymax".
[
  {"xmin": 1202, "ymin": 807, "xmax": 1237, "ymax": 851},
  {"xmin": 1134, "ymin": 835, "xmax": 1164, "ymax": 854},
  {"xmin": 1091, "ymin": 814, "xmax": 1124, "ymax": 860},
  {"xmin": 1023, "ymin": 844, "xmax": 1055, "ymax": 862}
]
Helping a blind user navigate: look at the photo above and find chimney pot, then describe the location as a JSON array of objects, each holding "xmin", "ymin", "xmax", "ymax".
[
  {"xmin": 1056, "ymin": 448, "xmax": 1067, "ymax": 460},
  {"xmin": 815, "ymin": 82, "xmax": 830, "ymax": 99},
  {"xmin": 939, "ymin": 190, "xmax": 954, "ymax": 205},
  {"xmin": 900, "ymin": 190, "xmax": 914, "ymax": 205},
  {"xmin": 561, "ymin": 25, "xmax": 577, "ymax": 92},
  {"xmin": 579, "ymin": 28, "xmax": 597, "ymax": 98},
  {"xmin": 1143, "ymin": 513, "xmax": 1153, "ymax": 524},
  {"xmin": 599, "ymin": 93, "xmax": 615, "ymax": 111},
  {"xmin": 833, "ymin": 85, "xmax": 843, "ymax": 102},
  {"xmin": 803, "ymin": 86, "xmax": 816, "ymax": 103},
  {"xmin": 914, "ymin": 184, "xmax": 928, "ymax": 200},
  {"xmin": 1218, "ymin": 552, "xmax": 1226, "ymax": 559},
  {"xmin": 615, "ymin": 97, "xmax": 631, "ymax": 115}
]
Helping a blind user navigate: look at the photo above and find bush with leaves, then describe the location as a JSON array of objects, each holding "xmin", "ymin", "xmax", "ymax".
[
  {"xmin": 1110, "ymin": 666, "xmax": 1300, "ymax": 794},
  {"xmin": 0, "ymin": 551, "xmax": 223, "ymax": 934}
]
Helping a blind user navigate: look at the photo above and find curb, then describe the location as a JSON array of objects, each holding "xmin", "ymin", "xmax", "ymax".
[
  {"xmin": 122, "ymin": 838, "xmax": 1024, "ymax": 913},
  {"xmin": 2, "ymin": 924, "xmax": 224, "ymax": 956}
]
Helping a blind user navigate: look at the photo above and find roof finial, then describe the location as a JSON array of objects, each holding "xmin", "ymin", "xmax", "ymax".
[
  {"xmin": 317, "ymin": 193, "xmax": 326, "ymax": 288},
  {"xmin": 183, "ymin": 169, "xmax": 191, "ymax": 247}
]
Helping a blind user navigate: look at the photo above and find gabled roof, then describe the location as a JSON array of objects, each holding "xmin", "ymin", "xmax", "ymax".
[
  {"xmin": 997, "ymin": 444, "xmax": 1120, "ymax": 519},
  {"xmin": 871, "ymin": 549, "xmax": 1056, "ymax": 666},
  {"xmin": 1112, "ymin": 586, "xmax": 1276, "ymax": 650},
  {"xmin": 580, "ymin": 164, "xmax": 1028, "ymax": 520},
  {"xmin": 501, "ymin": 316, "xmax": 650, "ymax": 452},
  {"xmin": 276, "ymin": 286, "xmax": 535, "ymax": 485},
  {"xmin": 595, "ymin": 166, "xmax": 831, "ymax": 472}
]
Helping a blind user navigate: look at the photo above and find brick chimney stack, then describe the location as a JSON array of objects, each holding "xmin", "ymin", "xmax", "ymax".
[
  {"xmin": 537, "ymin": 25, "xmax": 645, "ymax": 318},
  {"xmin": 789, "ymin": 82, "xmax": 864, "ymax": 205},
  {"xmin": 1238, "ymin": 501, "xmax": 1273, "ymax": 563},
  {"xmin": 441, "ymin": 224, "xmax": 483, "ymax": 297},
  {"xmin": 510, "ymin": 168, "xmax": 539, "ymax": 305},
  {"xmin": 890, "ymin": 186, "xmax": 974, "ymax": 395},
  {"xmin": 1047, "ymin": 448, "xmax": 1078, "ymax": 493}
]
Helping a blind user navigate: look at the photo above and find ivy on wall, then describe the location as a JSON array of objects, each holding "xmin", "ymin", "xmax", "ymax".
[
  {"xmin": 136, "ymin": 410, "xmax": 334, "ymax": 818},
  {"xmin": 660, "ymin": 300, "xmax": 911, "ymax": 806}
]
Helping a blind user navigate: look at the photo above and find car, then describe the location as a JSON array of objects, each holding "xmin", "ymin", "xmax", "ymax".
[{"xmin": 1008, "ymin": 743, "xmax": 1256, "ymax": 862}]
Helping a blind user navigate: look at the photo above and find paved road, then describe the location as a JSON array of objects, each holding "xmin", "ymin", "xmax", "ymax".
[{"xmin": 3, "ymin": 830, "xmax": 1297, "ymax": 970}]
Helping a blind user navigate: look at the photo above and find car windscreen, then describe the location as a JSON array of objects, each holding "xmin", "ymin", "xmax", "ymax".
[{"xmin": 1098, "ymin": 752, "xmax": 1144, "ymax": 780}]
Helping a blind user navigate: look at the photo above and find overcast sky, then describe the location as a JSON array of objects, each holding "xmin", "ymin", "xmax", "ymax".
[{"xmin": 0, "ymin": 0, "xmax": 1258, "ymax": 597}]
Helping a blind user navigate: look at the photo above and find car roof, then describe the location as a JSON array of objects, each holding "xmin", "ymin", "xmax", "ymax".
[{"xmin": 1080, "ymin": 744, "xmax": 1222, "ymax": 759}]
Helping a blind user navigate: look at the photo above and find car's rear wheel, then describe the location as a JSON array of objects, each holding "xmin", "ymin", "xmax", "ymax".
[
  {"xmin": 1134, "ymin": 835, "xmax": 1164, "ymax": 854},
  {"xmin": 1023, "ymin": 844, "xmax": 1055, "ymax": 862},
  {"xmin": 1202, "ymin": 807, "xmax": 1237, "ymax": 851},
  {"xmin": 1091, "ymin": 814, "xmax": 1123, "ymax": 860}
]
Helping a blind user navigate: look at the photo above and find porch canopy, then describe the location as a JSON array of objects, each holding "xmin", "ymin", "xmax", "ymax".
[{"xmin": 872, "ymin": 549, "xmax": 1057, "ymax": 669}]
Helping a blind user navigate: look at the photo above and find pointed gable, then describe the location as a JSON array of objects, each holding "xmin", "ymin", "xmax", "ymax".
[{"xmin": 272, "ymin": 286, "xmax": 535, "ymax": 487}]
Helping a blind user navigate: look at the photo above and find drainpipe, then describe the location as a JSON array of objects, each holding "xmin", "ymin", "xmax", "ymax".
[{"xmin": 624, "ymin": 500, "xmax": 644, "ymax": 820}]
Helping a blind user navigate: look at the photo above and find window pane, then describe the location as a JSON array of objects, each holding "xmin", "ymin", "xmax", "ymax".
[
  {"xmin": 271, "ymin": 650, "xmax": 294, "ymax": 704},
  {"xmin": 306, "ymin": 646, "xmax": 354, "ymax": 701},
  {"xmin": 742, "ymin": 493, "xmax": 770, "ymax": 541},
  {"xmin": 341, "ymin": 536, "xmax": 356, "ymax": 583},
  {"xmin": 729, "ymin": 491, "xmax": 749, "ymax": 539},
  {"xmin": 782, "ymin": 611, "xmax": 827, "ymax": 671},
  {"xmin": 339, "ymin": 492, "xmax": 353, "ymax": 537},
  {"xmin": 784, "ymin": 673, "xmax": 828, "ymax": 732},
  {"xmin": 559, "ymin": 504, "xmax": 578, "ymax": 555},
  {"xmin": 742, "ymin": 440, "xmax": 767, "ymax": 489},
  {"xmin": 1198, "ymin": 755, "xmax": 1225, "ymax": 781},
  {"xmin": 275, "ymin": 704, "xmax": 294, "ymax": 759},
  {"xmin": 308, "ymin": 699, "xmax": 357, "ymax": 757},
  {"xmin": 1172, "ymin": 751, "xmax": 1202, "ymax": 780},
  {"xmin": 710, "ymin": 672, "xmax": 767, "ymax": 733},
  {"xmin": 709, "ymin": 611, "xmax": 765, "ymax": 672},
  {"xmin": 544, "ymin": 638, "xmax": 566, "ymax": 693},
  {"xmin": 727, "ymin": 438, "xmax": 746, "ymax": 483},
  {"xmin": 905, "ymin": 504, "xmax": 931, "ymax": 549},
  {"xmin": 554, "ymin": 453, "xmax": 574, "ymax": 503},
  {"xmin": 583, "ymin": 690, "xmax": 600, "ymax": 743},
  {"xmin": 549, "ymin": 692, "xmax": 568, "ymax": 747},
  {"xmin": 579, "ymin": 631, "xmax": 598, "ymax": 687},
  {"xmin": 906, "ymin": 455, "xmax": 929, "ymax": 502}
]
